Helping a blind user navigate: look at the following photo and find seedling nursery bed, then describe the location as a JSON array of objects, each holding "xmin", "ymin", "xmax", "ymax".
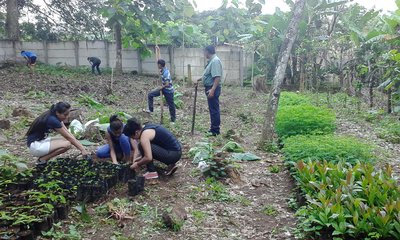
[{"xmin": 0, "ymin": 158, "xmax": 136, "ymax": 240}]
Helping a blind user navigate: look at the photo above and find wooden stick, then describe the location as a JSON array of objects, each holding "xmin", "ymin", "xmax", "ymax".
[
  {"xmin": 191, "ymin": 84, "xmax": 198, "ymax": 135},
  {"xmin": 160, "ymin": 89, "xmax": 164, "ymax": 124}
]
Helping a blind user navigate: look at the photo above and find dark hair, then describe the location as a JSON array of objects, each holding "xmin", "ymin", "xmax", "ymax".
[
  {"xmin": 205, "ymin": 45, "xmax": 216, "ymax": 55},
  {"xmin": 21, "ymin": 51, "xmax": 25, "ymax": 54},
  {"xmin": 123, "ymin": 118, "xmax": 142, "ymax": 137},
  {"xmin": 26, "ymin": 102, "xmax": 71, "ymax": 135},
  {"xmin": 157, "ymin": 59, "xmax": 166, "ymax": 67},
  {"xmin": 109, "ymin": 115, "xmax": 123, "ymax": 132}
]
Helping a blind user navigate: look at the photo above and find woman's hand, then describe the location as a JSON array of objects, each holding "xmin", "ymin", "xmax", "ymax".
[
  {"xmin": 130, "ymin": 162, "xmax": 140, "ymax": 171},
  {"xmin": 81, "ymin": 149, "xmax": 89, "ymax": 156}
]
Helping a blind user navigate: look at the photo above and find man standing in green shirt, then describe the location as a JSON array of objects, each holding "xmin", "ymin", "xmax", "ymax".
[{"xmin": 200, "ymin": 45, "xmax": 223, "ymax": 136}]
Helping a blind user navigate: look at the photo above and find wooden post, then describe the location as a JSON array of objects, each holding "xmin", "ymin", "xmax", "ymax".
[
  {"xmin": 160, "ymin": 89, "xmax": 164, "ymax": 124},
  {"xmin": 191, "ymin": 84, "xmax": 198, "ymax": 135},
  {"xmin": 187, "ymin": 64, "xmax": 192, "ymax": 87}
]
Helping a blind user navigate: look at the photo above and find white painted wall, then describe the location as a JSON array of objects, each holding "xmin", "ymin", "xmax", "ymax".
[{"xmin": 0, "ymin": 40, "xmax": 246, "ymax": 86}]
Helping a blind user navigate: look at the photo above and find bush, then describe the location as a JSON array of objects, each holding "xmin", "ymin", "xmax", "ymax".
[
  {"xmin": 295, "ymin": 160, "xmax": 400, "ymax": 239},
  {"xmin": 276, "ymin": 105, "xmax": 336, "ymax": 138},
  {"xmin": 283, "ymin": 135, "xmax": 375, "ymax": 166},
  {"xmin": 279, "ymin": 91, "xmax": 312, "ymax": 106}
]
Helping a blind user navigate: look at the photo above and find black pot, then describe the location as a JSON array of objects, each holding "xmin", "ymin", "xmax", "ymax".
[
  {"xmin": 56, "ymin": 205, "xmax": 69, "ymax": 220},
  {"xmin": 127, "ymin": 176, "xmax": 145, "ymax": 196},
  {"xmin": 16, "ymin": 230, "xmax": 35, "ymax": 240},
  {"xmin": 33, "ymin": 218, "xmax": 49, "ymax": 235}
]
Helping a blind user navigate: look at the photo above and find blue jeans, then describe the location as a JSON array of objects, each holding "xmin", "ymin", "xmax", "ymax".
[
  {"xmin": 205, "ymin": 85, "xmax": 221, "ymax": 134},
  {"xmin": 96, "ymin": 135, "xmax": 131, "ymax": 159},
  {"xmin": 148, "ymin": 89, "xmax": 176, "ymax": 122}
]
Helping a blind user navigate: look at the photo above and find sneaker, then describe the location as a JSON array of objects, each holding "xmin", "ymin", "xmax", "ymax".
[
  {"xmin": 142, "ymin": 109, "xmax": 152, "ymax": 113},
  {"xmin": 165, "ymin": 164, "xmax": 178, "ymax": 176},
  {"xmin": 143, "ymin": 171, "xmax": 159, "ymax": 180},
  {"xmin": 36, "ymin": 158, "xmax": 47, "ymax": 166}
]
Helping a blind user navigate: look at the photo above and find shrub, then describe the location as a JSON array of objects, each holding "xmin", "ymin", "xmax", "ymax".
[
  {"xmin": 279, "ymin": 92, "xmax": 312, "ymax": 106},
  {"xmin": 283, "ymin": 135, "xmax": 375, "ymax": 167},
  {"xmin": 295, "ymin": 160, "xmax": 400, "ymax": 239},
  {"xmin": 276, "ymin": 105, "xmax": 336, "ymax": 138}
]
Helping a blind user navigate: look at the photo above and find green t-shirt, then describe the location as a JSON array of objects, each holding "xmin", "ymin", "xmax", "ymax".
[{"xmin": 202, "ymin": 55, "xmax": 223, "ymax": 87}]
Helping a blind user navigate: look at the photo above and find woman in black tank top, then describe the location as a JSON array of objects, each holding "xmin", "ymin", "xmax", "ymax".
[{"xmin": 123, "ymin": 118, "xmax": 181, "ymax": 180}]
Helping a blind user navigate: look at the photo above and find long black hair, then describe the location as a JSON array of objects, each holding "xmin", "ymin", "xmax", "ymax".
[
  {"xmin": 109, "ymin": 115, "xmax": 123, "ymax": 132},
  {"xmin": 26, "ymin": 102, "xmax": 71, "ymax": 135},
  {"xmin": 123, "ymin": 117, "xmax": 142, "ymax": 137}
]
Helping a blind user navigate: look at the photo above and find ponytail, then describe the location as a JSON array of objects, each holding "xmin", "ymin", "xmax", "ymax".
[{"xmin": 26, "ymin": 102, "xmax": 71, "ymax": 136}]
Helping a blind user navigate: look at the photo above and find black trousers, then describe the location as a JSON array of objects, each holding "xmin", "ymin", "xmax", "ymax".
[
  {"xmin": 92, "ymin": 62, "xmax": 101, "ymax": 75},
  {"xmin": 139, "ymin": 143, "xmax": 181, "ymax": 172}
]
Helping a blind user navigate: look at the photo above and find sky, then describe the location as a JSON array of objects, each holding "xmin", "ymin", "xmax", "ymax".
[{"xmin": 195, "ymin": 0, "xmax": 397, "ymax": 14}]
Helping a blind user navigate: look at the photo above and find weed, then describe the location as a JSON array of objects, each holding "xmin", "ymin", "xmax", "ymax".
[
  {"xmin": 268, "ymin": 165, "xmax": 281, "ymax": 173},
  {"xmin": 262, "ymin": 205, "xmax": 278, "ymax": 216},
  {"xmin": 25, "ymin": 90, "xmax": 46, "ymax": 99},
  {"xmin": 191, "ymin": 210, "xmax": 207, "ymax": 223}
]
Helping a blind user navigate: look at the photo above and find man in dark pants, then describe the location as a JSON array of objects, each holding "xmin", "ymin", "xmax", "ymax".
[
  {"xmin": 199, "ymin": 45, "xmax": 223, "ymax": 136},
  {"xmin": 87, "ymin": 57, "xmax": 101, "ymax": 75},
  {"xmin": 144, "ymin": 59, "xmax": 176, "ymax": 122}
]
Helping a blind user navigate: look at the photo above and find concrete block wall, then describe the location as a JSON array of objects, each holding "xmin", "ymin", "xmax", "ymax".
[{"xmin": 0, "ymin": 40, "xmax": 245, "ymax": 86}]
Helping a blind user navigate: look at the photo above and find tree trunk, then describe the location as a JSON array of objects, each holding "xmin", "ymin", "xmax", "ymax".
[
  {"xmin": 5, "ymin": 0, "xmax": 20, "ymax": 40},
  {"xmin": 368, "ymin": 76, "xmax": 374, "ymax": 108},
  {"xmin": 260, "ymin": 0, "xmax": 306, "ymax": 146},
  {"xmin": 115, "ymin": 23, "xmax": 123, "ymax": 75}
]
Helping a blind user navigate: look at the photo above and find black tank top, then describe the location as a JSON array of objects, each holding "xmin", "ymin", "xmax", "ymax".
[{"xmin": 142, "ymin": 124, "xmax": 181, "ymax": 151}]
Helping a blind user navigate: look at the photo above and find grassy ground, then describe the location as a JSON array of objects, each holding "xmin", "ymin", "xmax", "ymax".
[{"xmin": 0, "ymin": 66, "xmax": 297, "ymax": 239}]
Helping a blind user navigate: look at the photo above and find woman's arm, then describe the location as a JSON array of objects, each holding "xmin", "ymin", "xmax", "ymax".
[
  {"xmin": 134, "ymin": 130, "xmax": 155, "ymax": 167},
  {"xmin": 130, "ymin": 139, "xmax": 141, "ymax": 163},
  {"xmin": 106, "ymin": 132, "xmax": 118, "ymax": 164},
  {"xmin": 57, "ymin": 123, "xmax": 88, "ymax": 155}
]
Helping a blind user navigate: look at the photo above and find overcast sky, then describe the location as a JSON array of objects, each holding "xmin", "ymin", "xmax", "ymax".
[{"xmin": 194, "ymin": 0, "xmax": 397, "ymax": 14}]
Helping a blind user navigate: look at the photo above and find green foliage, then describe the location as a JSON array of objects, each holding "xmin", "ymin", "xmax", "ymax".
[
  {"xmin": 221, "ymin": 141, "xmax": 245, "ymax": 153},
  {"xmin": 283, "ymin": 135, "xmax": 375, "ymax": 167},
  {"xmin": 268, "ymin": 165, "xmax": 281, "ymax": 173},
  {"xmin": 276, "ymin": 105, "xmax": 336, "ymax": 138},
  {"xmin": 262, "ymin": 205, "xmax": 278, "ymax": 216},
  {"xmin": 376, "ymin": 117, "xmax": 400, "ymax": 143},
  {"xmin": 77, "ymin": 94, "xmax": 105, "ymax": 110},
  {"xmin": 174, "ymin": 89, "xmax": 184, "ymax": 109},
  {"xmin": 295, "ymin": 161, "xmax": 400, "ymax": 239},
  {"xmin": 279, "ymin": 92, "xmax": 312, "ymax": 106},
  {"xmin": 42, "ymin": 222, "xmax": 81, "ymax": 240},
  {"xmin": 0, "ymin": 154, "xmax": 30, "ymax": 189},
  {"xmin": 203, "ymin": 177, "xmax": 235, "ymax": 202}
]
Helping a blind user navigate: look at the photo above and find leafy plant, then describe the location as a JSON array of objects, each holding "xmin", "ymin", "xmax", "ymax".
[
  {"xmin": 283, "ymin": 135, "xmax": 375, "ymax": 168},
  {"xmin": 276, "ymin": 105, "xmax": 336, "ymax": 138},
  {"xmin": 295, "ymin": 160, "xmax": 400, "ymax": 239},
  {"xmin": 279, "ymin": 92, "xmax": 312, "ymax": 106},
  {"xmin": 221, "ymin": 141, "xmax": 245, "ymax": 153},
  {"xmin": 42, "ymin": 222, "xmax": 81, "ymax": 240}
]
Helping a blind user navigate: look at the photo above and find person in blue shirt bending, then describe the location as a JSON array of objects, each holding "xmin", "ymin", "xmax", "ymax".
[
  {"xmin": 95, "ymin": 115, "xmax": 133, "ymax": 164},
  {"xmin": 144, "ymin": 59, "xmax": 176, "ymax": 122},
  {"xmin": 21, "ymin": 51, "xmax": 37, "ymax": 68}
]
